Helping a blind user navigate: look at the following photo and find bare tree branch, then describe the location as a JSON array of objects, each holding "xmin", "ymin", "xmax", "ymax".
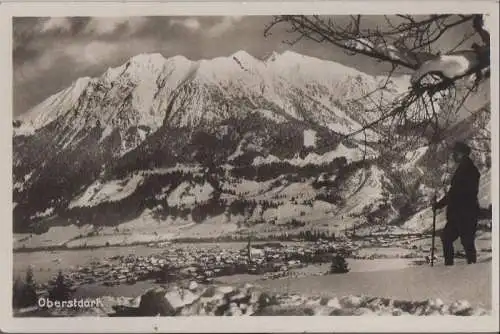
[{"xmin": 264, "ymin": 14, "xmax": 490, "ymax": 152}]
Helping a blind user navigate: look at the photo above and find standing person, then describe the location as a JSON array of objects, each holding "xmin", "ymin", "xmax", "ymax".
[{"xmin": 433, "ymin": 141, "xmax": 480, "ymax": 265}]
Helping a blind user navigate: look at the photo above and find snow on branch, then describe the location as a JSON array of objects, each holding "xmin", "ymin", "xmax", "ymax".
[
  {"xmin": 410, "ymin": 49, "xmax": 489, "ymax": 88},
  {"xmin": 264, "ymin": 15, "xmax": 480, "ymax": 70}
]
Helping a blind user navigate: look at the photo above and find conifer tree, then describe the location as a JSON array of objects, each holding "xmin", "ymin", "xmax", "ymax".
[
  {"xmin": 329, "ymin": 254, "xmax": 350, "ymax": 274},
  {"xmin": 12, "ymin": 267, "xmax": 38, "ymax": 308},
  {"xmin": 48, "ymin": 270, "xmax": 72, "ymax": 301}
]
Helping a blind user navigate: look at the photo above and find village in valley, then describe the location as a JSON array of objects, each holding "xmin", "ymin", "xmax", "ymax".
[
  {"xmin": 13, "ymin": 224, "xmax": 493, "ymax": 317},
  {"xmin": 18, "ymin": 221, "xmax": 492, "ymax": 301}
]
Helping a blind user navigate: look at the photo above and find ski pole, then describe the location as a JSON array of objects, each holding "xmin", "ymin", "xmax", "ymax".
[{"xmin": 431, "ymin": 193, "xmax": 437, "ymax": 267}]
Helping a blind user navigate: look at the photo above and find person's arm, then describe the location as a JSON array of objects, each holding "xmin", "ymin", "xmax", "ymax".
[{"xmin": 434, "ymin": 193, "xmax": 448, "ymax": 210}]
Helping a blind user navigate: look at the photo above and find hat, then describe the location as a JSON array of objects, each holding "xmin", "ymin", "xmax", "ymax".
[{"xmin": 452, "ymin": 141, "xmax": 471, "ymax": 156}]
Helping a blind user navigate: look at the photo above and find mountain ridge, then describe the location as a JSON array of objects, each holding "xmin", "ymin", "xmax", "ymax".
[{"xmin": 14, "ymin": 50, "xmax": 407, "ymax": 137}]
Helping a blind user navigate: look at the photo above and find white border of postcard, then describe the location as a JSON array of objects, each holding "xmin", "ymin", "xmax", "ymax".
[{"xmin": 0, "ymin": 0, "xmax": 498, "ymax": 332}]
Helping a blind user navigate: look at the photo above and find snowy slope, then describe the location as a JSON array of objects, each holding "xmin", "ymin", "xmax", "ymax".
[
  {"xmin": 337, "ymin": 166, "xmax": 392, "ymax": 217},
  {"xmin": 166, "ymin": 181, "xmax": 215, "ymax": 207},
  {"xmin": 69, "ymin": 174, "xmax": 145, "ymax": 208},
  {"xmin": 16, "ymin": 77, "xmax": 92, "ymax": 136},
  {"xmin": 252, "ymin": 142, "xmax": 377, "ymax": 167}
]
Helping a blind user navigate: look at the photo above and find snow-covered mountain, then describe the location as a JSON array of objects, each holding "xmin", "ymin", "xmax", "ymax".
[
  {"xmin": 12, "ymin": 50, "xmax": 489, "ymax": 241},
  {"xmin": 14, "ymin": 51, "xmax": 403, "ymax": 148}
]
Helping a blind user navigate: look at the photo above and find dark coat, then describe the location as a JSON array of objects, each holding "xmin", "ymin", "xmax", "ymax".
[{"xmin": 436, "ymin": 156, "xmax": 480, "ymax": 224}]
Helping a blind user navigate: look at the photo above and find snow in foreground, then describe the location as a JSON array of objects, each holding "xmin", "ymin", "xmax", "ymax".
[{"xmin": 19, "ymin": 280, "xmax": 491, "ymax": 317}]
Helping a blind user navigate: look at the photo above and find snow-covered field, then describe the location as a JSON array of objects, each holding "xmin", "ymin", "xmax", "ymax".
[
  {"xmin": 14, "ymin": 256, "xmax": 493, "ymax": 318},
  {"xmin": 252, "ymin": 143, "xmax": 377, "ymax": 167},
  {"xmin": 167, "ymin": 181, "xmax": 215, "ymax": 207},
  {"xmin": 258, "ymin": 261, "xmax": 492, "ymax": 309},
  {"xmin": 14, "ymin": 224, "xmax": 95, "ymax": 249},
  {"xmin": 69, "ymin": 174, "xmax": 145, "ymax": 208},
  {"xmin": 13, "ymin": 223, "xmax": 493, "ymax": 320}
]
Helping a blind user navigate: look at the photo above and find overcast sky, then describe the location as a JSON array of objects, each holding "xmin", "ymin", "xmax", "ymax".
[{"xmin": 13, "ymin": 15, "xmax": 478, "ymax": 116}]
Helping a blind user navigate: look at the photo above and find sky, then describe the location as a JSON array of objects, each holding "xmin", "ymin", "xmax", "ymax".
[{"xmin": 12, "ymin": 15, "xmax": 480, "ymax": 116}]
